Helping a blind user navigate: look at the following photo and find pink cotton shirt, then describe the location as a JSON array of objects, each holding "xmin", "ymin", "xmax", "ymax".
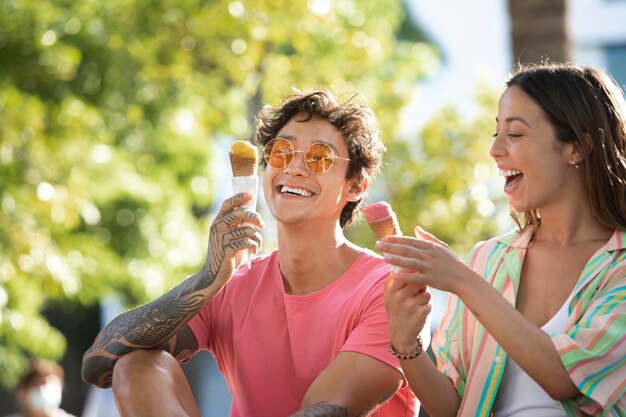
[{"xmin": 188, "ymin": 249, "xmax": 418, "ymax": 417}]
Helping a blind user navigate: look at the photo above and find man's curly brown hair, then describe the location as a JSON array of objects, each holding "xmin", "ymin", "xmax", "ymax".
[{"xmin": 255, "ymin": 89, "xmax": 385, "ymax": 228}]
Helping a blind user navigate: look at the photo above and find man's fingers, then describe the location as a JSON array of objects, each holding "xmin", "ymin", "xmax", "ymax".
[
  {"xmin": 224, "ymin": 227, "xmax": 264, "ymax": 253},
  {"xmin": 219, "ymin": 207, "xmax": 264, "ymax": 230},
  {"xmin": 385, "ymin": 275, "xmax": 408, "ymax": 292},
  {"xmin": 218, "ymin": 192, "xmax": 253, "ymax": 216}
]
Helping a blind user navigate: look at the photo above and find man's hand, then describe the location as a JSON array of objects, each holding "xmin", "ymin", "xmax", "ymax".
[{"xmin": 204, "ymin": 192, "xmax": 264, "ymax": 289}]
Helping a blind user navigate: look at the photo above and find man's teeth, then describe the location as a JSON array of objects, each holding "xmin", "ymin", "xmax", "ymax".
[
  {"xmin": 280, "ymin": 185, "xmax": 312, "ymax": 197},
  {"xmin": 499, "ymin": 169, "xmax": 522, "ymax": 177}
]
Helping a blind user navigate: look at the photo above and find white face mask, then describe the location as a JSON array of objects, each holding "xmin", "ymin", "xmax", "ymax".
[{"xmin": 28, "ymin": 381, "xmax": 62, "ymax": 411}]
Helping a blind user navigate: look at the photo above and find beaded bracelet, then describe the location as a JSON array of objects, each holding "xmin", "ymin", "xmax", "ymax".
[{"xmin": 388, "ymin": 335, "xmax": 423, "ymax": 360}]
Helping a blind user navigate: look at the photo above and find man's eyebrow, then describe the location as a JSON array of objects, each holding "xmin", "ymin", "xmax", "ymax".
[{"xmin": 275, "ymin": 135, "xmax": 342, "ymax": 153}]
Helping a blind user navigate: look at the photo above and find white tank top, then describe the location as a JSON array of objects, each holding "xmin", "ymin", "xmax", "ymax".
[{"xmin": 491, "ymin": 289, "xmax": 576, "ymax": 417}]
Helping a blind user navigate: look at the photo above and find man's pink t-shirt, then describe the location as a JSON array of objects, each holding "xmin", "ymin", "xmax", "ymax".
[{"xmin": 187, "ymin": 249, "xmax": 418, "ymax": 417}]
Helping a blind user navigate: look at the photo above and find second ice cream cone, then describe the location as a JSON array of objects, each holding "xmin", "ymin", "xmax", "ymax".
[
  {"xmin": 368, "ymin": 217, "xmax": 401, "ymax": 240},
  {"xmin": 362, "ymin": 201, "xmax": 402, "ymax": 239}
]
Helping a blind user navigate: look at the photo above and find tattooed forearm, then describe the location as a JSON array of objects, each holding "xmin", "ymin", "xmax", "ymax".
[
  {"xmin": 91, "ymin": 281, "xmax": 207, "ymax": 352},
  {"xmin": 125, "ymin": 294, "xmax": 205, "ymax": 346},
  {"xmin": 82, "ymin": 270, "xmax": 213, "ymax": 387},
  {"xmin": 289, "ymin": 403, "xmax": 349, "ymax": 417},
  {"xmin": 82, "ymin": 192, "xmax": 258, "ymax": 388}
]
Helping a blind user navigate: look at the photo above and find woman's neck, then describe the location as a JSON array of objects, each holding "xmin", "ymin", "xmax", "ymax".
[{"xmin": 534, "ymin": 203, "xmax": 612, "ymax": 247}]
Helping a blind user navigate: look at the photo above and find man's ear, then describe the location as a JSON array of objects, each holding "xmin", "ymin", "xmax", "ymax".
[{"xmin": 345, "ymin": 177, "xmax": 368, "ymax": 202}]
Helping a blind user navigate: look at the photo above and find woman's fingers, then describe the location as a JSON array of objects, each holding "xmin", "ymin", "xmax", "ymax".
[
  {"xmin": 414, "ymin": 225, "xmax": 448, "ymax": 247},
  {"xmin": 377, "ymin": 235, "xmax": 433, "ymax": 250}
]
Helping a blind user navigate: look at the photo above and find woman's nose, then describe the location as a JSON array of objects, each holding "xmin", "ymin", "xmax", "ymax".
[{"xmin": 489, "ymin": 133, "xmax": 506, "ymax": 159}]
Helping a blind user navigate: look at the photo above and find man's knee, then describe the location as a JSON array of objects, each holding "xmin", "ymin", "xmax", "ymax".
[
  {"xmin": 113, "ymin": 350, "xmax": 176, "ymax": 399},
  {"xmin": 112, "ymin": 350, "xmax": 199, "ymax": 417}
]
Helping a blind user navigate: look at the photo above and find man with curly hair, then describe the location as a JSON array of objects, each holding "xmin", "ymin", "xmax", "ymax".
[{"xmin": 81, "ymin": 89, "xmax": 420, "ymax": 417}]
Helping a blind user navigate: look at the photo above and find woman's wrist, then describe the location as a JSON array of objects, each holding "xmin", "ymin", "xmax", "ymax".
[
  {"xmin": 388, "ymin": 335, "xmax": 423, "ymax": 360},
  {"xmin": 453, "ymin": 266, "xmax": 481, "ymax": 299}
]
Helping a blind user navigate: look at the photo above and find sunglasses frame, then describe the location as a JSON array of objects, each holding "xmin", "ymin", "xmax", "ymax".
[{"xmin": 262, "ymin": 138, "xmax": 351, "ymax": 175}]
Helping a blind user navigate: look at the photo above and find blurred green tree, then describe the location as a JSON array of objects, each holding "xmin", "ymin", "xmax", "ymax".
[
  {"xmin": 348, "ymin": 81, "xmax": 508, "ymax": 257},
  {"xmin": 0, "ymin": 0, "xmax": 440, "ymax": 387}
]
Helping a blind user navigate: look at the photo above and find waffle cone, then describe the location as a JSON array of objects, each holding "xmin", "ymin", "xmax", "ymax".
[
  {"xmin": 367, "ymin": 217, "xmax": 401, "ymax": 240},
  {"xmin": 230, "ymin": 153, "xmax": 258, "ymax": 177}
]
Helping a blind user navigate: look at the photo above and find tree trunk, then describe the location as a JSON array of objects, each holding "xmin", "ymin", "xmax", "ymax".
[{"xmin": 507, "ymin": 0, "xmax": 571, "ymax": 65}]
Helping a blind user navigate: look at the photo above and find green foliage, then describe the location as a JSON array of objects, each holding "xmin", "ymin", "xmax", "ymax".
[
  {"xmin": 0, "ymin": 0, "xmax": 439, "ymax": 387},
  {"xmin": 348, "ymin": 82, "xmax": 509, "ymax": 256}
]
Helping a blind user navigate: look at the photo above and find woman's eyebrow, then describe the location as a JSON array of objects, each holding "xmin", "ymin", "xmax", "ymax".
[{"xmin": 495, "ymin": 116, "xmax": 531, "ymax": 127}]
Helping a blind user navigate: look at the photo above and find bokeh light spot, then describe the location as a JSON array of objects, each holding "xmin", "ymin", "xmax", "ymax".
[
  {"xmin": 41, "ymin": 30, "xmax": 57, "ymax": 46},
  {"xmin": 37, "ymin": 182, "xmax": 56, "ymax": 201}
]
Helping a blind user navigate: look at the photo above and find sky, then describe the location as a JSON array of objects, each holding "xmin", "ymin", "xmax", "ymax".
[{"xmin": 400, "ymin": 0, "xmax": 512, "ymax": 135}]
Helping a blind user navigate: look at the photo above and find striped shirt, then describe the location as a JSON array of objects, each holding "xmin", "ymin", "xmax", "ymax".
[{"xmin": 431, "ymin": 226, "xmax": 626, "ymax": 416}]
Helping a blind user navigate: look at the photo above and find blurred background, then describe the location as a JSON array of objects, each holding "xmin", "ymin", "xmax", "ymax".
[{"xmin": 1, "ymin": 0, "xmax": 625, "ymax": 415}]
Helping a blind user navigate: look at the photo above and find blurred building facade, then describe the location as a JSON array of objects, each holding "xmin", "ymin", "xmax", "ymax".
[
  {"xmin": 572, "ymin": 0, "xmax": 626, "ymax": 87},
  {"xmin": 402, "ymin": 0, "xmax": 626, "ymax": 136}
]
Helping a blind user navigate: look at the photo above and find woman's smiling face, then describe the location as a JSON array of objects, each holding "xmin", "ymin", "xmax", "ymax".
[{"xmin": 490, "ymin": 85, "xmax": 576, "ymax": 213}]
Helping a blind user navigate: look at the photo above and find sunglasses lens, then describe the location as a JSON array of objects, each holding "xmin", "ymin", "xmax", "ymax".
[
  {"xmin": 305, "ymin": 143, "xmax": 334, "ymax": 174},
  {"xmin": 264, "ymin": 139, "xmax": 293, "ymax": 169}
]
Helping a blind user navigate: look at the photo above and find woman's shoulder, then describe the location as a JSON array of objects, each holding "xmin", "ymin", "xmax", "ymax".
[{"xmin": 469, "ymin": 228, "xmax": 525, "ymax": 253}]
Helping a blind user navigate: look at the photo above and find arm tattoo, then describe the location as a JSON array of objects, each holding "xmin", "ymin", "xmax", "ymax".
[
  {"xmin": 288, "ymin": 386, "xmax": 396, "ymax": 417},
  {"xmin": 82, "ymin": 269, "xmax": 214, "ymax": 386},
  {"xmin": 83, "ymin": 195, "xmax": 253, "ymax": 387},
  {"xmin": 94, "ymin": 276, "xmax": 210, "ymax": 351},
  {"xmin": 289, "ymin": 403, "xmax": 349, "ymax": 417}
]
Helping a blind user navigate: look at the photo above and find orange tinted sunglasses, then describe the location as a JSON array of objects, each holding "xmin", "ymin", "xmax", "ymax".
[{"xmin": 262, "ymin": 138, "xmax": 350, "ymax": 174}]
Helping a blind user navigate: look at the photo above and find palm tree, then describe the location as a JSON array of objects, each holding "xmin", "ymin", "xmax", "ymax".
[{"xmin": 507, "ymin": 0, "xmax": 571, "ymax": 65}]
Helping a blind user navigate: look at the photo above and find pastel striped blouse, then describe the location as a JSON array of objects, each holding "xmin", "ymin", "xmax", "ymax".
[{"xmin": 431, "ymin": 226, "xmax": 626, "ymax": 416}]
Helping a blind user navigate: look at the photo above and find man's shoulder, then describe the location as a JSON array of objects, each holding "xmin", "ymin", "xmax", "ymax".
[
  {"xmin": 348, "ymin": 248, "xmax": 390, "ymax": 284},
  {"xmin": 355, "ymin": 247, "xmax": 387, "ymax": 269},
  {"xmin": 237, "ymin": 250, "xmax": 278, "ymax": 276}
]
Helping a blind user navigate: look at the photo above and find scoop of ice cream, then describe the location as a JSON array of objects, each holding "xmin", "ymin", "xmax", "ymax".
[
  {"xmin": 229, "ymin": 140, "xmax": 258, "ymax": 177},
  {"xmin": 230, "ymin": 140, "xmax": 257, "ymax": 159},
  {"xmin": 362, "ymin": 201, "xmax": 394, "ymax": 223},
  {"xmin": 363, "ymin": 201, "xmax": 401, "ymax": 239}
]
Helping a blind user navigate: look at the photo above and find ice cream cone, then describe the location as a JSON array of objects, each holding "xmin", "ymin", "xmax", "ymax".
[
  {"xmin": 362, "ymin": 201, "xmax": 402, "ymax": 239},
  {"xmin": 367, "ymin": 217, "xmax": 401, "ymax": 240},
  {"xmin": 229, "ymin": 140, "xmax": 259, "ymax": 270},
  {"xmin": 363, "ymin": 201, "xmax": 402, "ymax": 273},
  {"xmin": 229, "ymin": 153, "xmax": 257, "ymax": 176}
]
